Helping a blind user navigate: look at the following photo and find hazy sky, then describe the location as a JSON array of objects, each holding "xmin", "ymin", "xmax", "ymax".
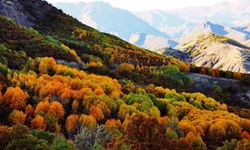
[{"xmin": 47, "ymin": 0, "xmax": 234, "ymax": 11}]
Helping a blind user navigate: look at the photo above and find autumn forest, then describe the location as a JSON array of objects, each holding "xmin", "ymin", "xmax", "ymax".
[{"xmin": 0, "ymin": 0, "xmax": 250, "ymax": 150}]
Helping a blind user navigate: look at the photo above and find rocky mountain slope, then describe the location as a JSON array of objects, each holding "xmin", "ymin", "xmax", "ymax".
[
  {"xmin": 244, "ymin": 40, "xmax": 250, "ymax": 47},
  {"xmin": 0, "ymin": 0, "xmax": 35, "ymax": 27},
  {"xmin": 177, "ymin": 33, "xmax": 250, "ymax": 73}
]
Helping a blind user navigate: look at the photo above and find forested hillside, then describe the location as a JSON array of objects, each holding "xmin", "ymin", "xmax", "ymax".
[{"xmin": 0, "ymin": 0, "xmax": 249, "ymax": 150}]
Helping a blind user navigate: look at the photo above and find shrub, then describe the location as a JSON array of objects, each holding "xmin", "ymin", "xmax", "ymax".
[
  {"xmin": 165, "ymin": 93, "xmax": 186, "ymax": 102},
  {"xmin": 9, "ymin": 110, "xmax": 26, "ymax": 125},
  {"xmin": 6, "ymin": 124, "xmax": 49, "ymax": 150},
  {"xmin": 0, "ymin": 63, "xmax": 8, "ymax": 75},
  {"xmin": 161, "ymin": 65, "xmax": 191, "ymax": 88},
  {"xmin": 0, "ymin": 125, "xmax": 12, "ymax": 150},
  {"xmin": 217, "ymin": 139, "xmax": 238, "ymax": 150},
  {"xmin": 51, "ymin": 136, "xmax": 77, "ymax": 150},
  {"xmin": 0, "ymin": 44, "xmax": 8, "ymax": 52},
  {"xmin": 209, "ymin": 120, "xmax": 241, "ymax": 141},
  {"xmin": 166, "ymin": 128, "xmax": 178, "ymax": 140},
  {"xmin": 31, "ymin": 115, "xmax": 46, "ymax": 130},
  {"xmin": 116, "ymin": 63, "xmax": 135, "ymax": 77},
  {"xmin": 32, "ymin": 130, "xmax": 55, "ymax": 144},
  {"xmin": 3, "ymin": 86, "xmax": 29, "ymax": 110},
  {"xmin": 74, "ymin": 125, "xmax": 111, "ymax": 150}
]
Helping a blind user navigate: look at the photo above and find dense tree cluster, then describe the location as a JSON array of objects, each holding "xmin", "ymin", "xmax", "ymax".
[
  {"xmin": 0, "ymin": 7, "xmax": 250, "ymax": 149},
  {"xmin": 0, "ymin": 16, "xmax": 81, "ymax": 66},
  {"xmin": 1, "ymin": 15, "xmax": 248, "ymax": 113},
  {"xmin": 190, "ymin": 65, "xmax": 248, "ymax": 81},
  {"xmin": 0, "ymin": 57, "xmax": 249, "ymax": 149}
]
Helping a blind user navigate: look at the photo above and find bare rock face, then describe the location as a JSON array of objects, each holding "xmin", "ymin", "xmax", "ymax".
[
  {"xmin": 0, "ymin": 0, "xmax": 57, "ymax": 28},
  {"xmin": 0, "ymin": 0, "xmax": 35, "ymax": 27},
  {"xmin": 177, "ymin": 33, "xmax": 250, "ymax": 73}
]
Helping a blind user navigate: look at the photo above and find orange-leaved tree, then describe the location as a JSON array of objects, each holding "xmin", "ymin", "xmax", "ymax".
[
  {"xmin": 80, "ymin": 114, "xmax": 97, "ymax": 128},
  {"xmin": 31, "ymin": 115, "xmax": 46, "ymax": 130},
  {"xmin": 66, "ymin": 114, "xmax": 80, "ymax": 133},
  {"xmin": 9, "ymin": 110, "xmax": 26, "ymax": 125},
  {"xmin": 3, "ymin": 86, "xmax": 29, "ymax": 110}
]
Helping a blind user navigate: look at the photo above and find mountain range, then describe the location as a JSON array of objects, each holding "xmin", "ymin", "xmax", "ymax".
[
  {"xmin": 54, "ymin": 0, "xmax": 250, "ymax": 50},
  {"xmin": 178, "ymin": 21, "xmax": 250, "ymax": 44},
  {"xmin": 54, "ymin": 2, "xmax": 177, "ymax": 49},
  {"xmin": 1, "ymin": 0, "xmax": 250, "ymax": 74},
  {"xmin": 138, "ymin": 0, "xmax": 250, "ymax": 34},
  {"xmin": 1, "ymin": 1, "xmax": 250, "ymax": 149}
]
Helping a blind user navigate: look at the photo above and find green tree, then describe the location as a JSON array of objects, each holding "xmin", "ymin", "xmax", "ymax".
[
  {"xmin": 161, "ymin": 65, "xmax": 191, "ymax": 88},
  {"xmin": 166, "ymin": 128, "xmax": 178, "ymax": 140},
  {"xmin": 6, "ymin": 125, "xmax": 49, "ymax": 150},
  {"xmin": 217, "ymin": 139, "xmax": 237, "ymax": 150},
  {"xmin": 51, "ymin": 136, "xmax": 77, "ymax": 150},
  {"xmin": 32, "ymin": 130, "xmax": 55, "ymax": 144}
]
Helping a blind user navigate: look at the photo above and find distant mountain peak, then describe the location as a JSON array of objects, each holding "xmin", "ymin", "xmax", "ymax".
[{"xmin": 201, "ymin": 21, "xmax": 220, "ymax": 28}]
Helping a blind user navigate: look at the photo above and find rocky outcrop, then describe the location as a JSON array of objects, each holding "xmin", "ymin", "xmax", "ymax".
[
  {"xmin": 189, "ymin": 73, "xmax": 240, "ymax": 91},
  {"xmin": 189, "ymin": 73, "xmax": 250, "ymax": 108},
  {"xmin": 0, "ymin": 0, "xmax": 35, "ymax": 27},
  {"xmin": 158, "ymin": 47, "xmax": 191, "ymax": 62},
  {"xmin": 56, "ymin": 60, "xmax": 87, "ymax": 70},
  {"xmin": 0, "ymin": 0, "xmax": 58, "ymax": 28},
  {"xmin": 244, "ymin": 40, "xmax": 250, "ymax": 47}
]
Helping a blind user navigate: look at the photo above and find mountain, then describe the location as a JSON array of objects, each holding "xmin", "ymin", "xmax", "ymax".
[
  {"xmin": 135, "ymin": 10, "xmax": 195, "ymax": 38},
  {"xmin": 1, "ymin": 1, "xmax": 250, "ymax": 150},
  {"xmin": 156, "ymin": 47, "xmax": 192, "ymax": 62},
  {"xmin": 242, "ymin": 23, "xmax": 250, "ymax": 33},
  {"xmin": 135, "ymin": 10, "xmax": 186, "ymax": 29},
  {"xmin": 135, "ymin": 0, "xmax": 250, "ymax": 40},
  {"xmin": 244, "ymin": 40, "xmax": 250, "ymax": 46},
  {"xmin": 178, "ymin": 21, "xmax": 250, "ymax": 44},
  {"xmin": 129, "ymin": 33, "xmax": 178, "ymax": 49},
  {"xmin": 53, "ymin": 0, "xmax": 250, "ymax": 49},
  {"xmin": 177, "ymin": 33, "xmax": 250, "ymax": 73},
  {"xmin": 0, "ymin": 0, "xmax": 185, "ymax": 71},
  {"xmin": 0, "ymin": 0, "xmax": 35, "ymax": 27},
  {"xmin": 2, "ymin": 0, "xmax": 250, "ymax": 74},
  {"xmin": 174, "ymin": 0, "xmax": 250, "ymax": 26},
  {"xmin": 54, "ymin": 1, "xmax": 177, "ymax": 49}
]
